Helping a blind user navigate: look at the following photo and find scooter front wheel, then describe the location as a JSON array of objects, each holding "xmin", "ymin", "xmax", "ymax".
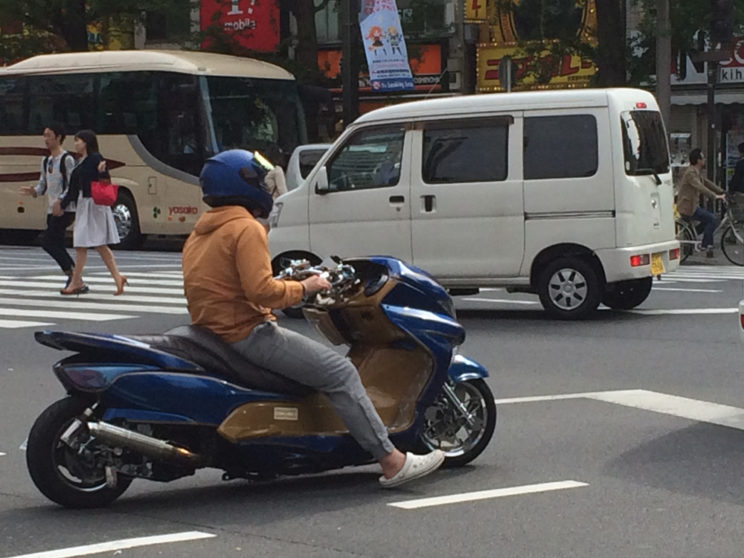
[
  {"xmin": 26, "ymin": 397, "xmax": 132, "ymax": 508},
  {"xmin": 418, "ymin": 379, "xmax": 496, "ymax": 467}
]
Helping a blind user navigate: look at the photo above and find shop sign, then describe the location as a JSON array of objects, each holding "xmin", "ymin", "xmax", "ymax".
[
  {"xmin": 719, "ymin": 38, "xmax": 744, "ymax": 83},
  {"xmin": 465, "ymin": 0, "xmax": 488, "ymax": 21},
  {"xmin": 477, "ymin": 44, "xmax": 595, "ymax": 92},
  {"xmin": 200, "ymin": 0, "xmax": 279, "ymax": 52}
]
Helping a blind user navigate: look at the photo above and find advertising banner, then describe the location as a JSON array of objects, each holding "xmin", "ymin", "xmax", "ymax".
[
  {"xmin": 359, "ymin": 0, "xmax": 414, "ymax": 92},
  {"xmin": 201, "ymin": 0, "xmax": 279, "ymax": 52}
]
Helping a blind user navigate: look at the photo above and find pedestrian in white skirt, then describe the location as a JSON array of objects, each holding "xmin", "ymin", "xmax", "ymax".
[{"xmin": 53, "ymin": 129, "xmax": 128, "ymax": 296}]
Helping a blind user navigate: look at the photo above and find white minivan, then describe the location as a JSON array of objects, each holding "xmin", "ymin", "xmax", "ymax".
[{"xmin": 269, "ymin": 88, "xmax": 680, "ymax": 319}]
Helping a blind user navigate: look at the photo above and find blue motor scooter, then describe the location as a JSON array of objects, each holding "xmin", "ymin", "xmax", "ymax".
[{"xmin": 26, "ymin": 256, "xmax": 495, "ymax": 507}]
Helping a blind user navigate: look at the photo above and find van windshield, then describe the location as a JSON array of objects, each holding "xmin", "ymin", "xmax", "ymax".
[{"xmin": 621, "ymin": 110, "xmax": 670, "ymax": 176}]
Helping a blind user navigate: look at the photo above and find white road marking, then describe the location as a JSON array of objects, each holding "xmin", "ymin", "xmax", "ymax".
[
  {"xmin": 0, "ymin": 308, "xmax": 134, "ymax": 322},
  {"xmin": 625, "ymin": 308, "xmax": 737, "ymax": 315},
  {"xmin": 495, "ymin": 391, "xmax": 603, "ymax": 404},
  {"xmin": 388, "ymin": 480, "xmax": 588, "ymax": 510},
  {"xmin": 652, "ymin": 287, "xmax": 722, "ymax": 293},
  {"xmin": 461, "ymin": 297, "xmax": 539, "ymax": 305},
  {"xmin": 28, "ymin": 276, "xmax": 184, "ymax": 287},
  {"xmin": 0, "ymin": 297, "xmax": 187, "ymax": 315},
  {"xmin": 0, "ymin": 280, "xmax": 183, "ymax": 295},
  {"xmin": 0, "ymin": 452, "xmax": 6, "ymax": 456},
  {"xmin": 0, "ymin": 319, "xmax": 53, "ymax": 329},
  {"xmin": 498, "ymin": 389, "xmax": 744, "ymax": 432},
  {"xmin": 0, "ymin": 288, "xmax": 185, "ymax": 305},
  {"xmin": 664, "ymin": 277, "xmax": 726, "ymax": 283},
  {"xmin": 5, "ymin": 531, "xmax": 216, "ymax": 558},
  {"xmin": 589, "ymin": 389, "xmax": 744, "ymax": 430},
  {"xmin": 91, "ymin": 271, "xmax": 183, "ymax": 279}
]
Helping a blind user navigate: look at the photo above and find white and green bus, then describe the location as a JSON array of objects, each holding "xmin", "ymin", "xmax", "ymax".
[{"xmin": 0, "ymin": 49, "xmax": 307, "ymax": 247}]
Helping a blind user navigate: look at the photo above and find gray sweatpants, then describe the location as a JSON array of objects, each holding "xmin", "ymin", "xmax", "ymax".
[{"xmin": 231, "ymin": 321, "xmax": 396, "ymax": 460}]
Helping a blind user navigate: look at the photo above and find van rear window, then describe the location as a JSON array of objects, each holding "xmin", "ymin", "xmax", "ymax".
[
  {"xmin": 523, "ymin": 114, "xmax": 598, "ymax": 179},
  {"xmin": 621, "ymin": 110, "xmax": 670, "ymax": 175}
]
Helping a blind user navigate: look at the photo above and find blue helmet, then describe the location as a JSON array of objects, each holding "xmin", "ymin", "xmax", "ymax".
[{"xmin": 199, "ymin": 150, "xmax": 273, "ymax": 217}]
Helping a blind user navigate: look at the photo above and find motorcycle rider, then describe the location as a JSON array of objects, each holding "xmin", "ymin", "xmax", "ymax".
[{"xmin": 181, "ymin": 149, "xmax": 445, "ymax": 488}]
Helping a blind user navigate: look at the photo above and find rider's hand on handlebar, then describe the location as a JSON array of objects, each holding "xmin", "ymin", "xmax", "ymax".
[{"xmin": 301, "ymin": 275, "xmax": 331, "ymax": 295}]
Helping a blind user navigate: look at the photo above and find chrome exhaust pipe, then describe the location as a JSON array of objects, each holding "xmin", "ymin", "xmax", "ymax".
[{"xmin": 87, "ymin": 422, "xmax": 201, "ymax": 465}]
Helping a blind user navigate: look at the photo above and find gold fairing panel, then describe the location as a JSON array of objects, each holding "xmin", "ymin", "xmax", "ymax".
[
  {"xmin": 218, "ymin": 278, "xmax": 434, "ymax": 442},
  {"xmin": 217, "ymin": 347, "xmax": 433, "ymax": 443}
]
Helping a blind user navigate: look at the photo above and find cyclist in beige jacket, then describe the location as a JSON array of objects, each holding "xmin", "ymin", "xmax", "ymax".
[{"xmin": 677, "ymin": 148, "xmax": 725, "ymax": 253}]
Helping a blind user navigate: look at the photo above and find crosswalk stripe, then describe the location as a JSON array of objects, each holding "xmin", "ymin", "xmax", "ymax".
[
  {"xmin": 92, "ymin": 271, "xmax": 184, "ymax": 279},
  {"xmin": 0, "ymin": 297, "xmax": 187, "ymax": 314},
  {"xmin": 0, "ymin": 280, "xmax": 183, "ymax": 295},
  {"xmin": 0, "ymin": 288, "xmax": 185, "ymax": 305},
  {"xmin": 28, "ymin": 275, "xmax": 184, "ymax": 287},
  {"xmin": 0, "ymin": 319, "xmax": 53, "ymax": 329},
  {"xmin": 0, "ymin": 308, "xmax": 135, "ymax": 321}
]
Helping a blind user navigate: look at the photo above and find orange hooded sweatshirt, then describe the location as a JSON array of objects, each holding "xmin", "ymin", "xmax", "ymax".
[{"xmin": 182, "ymin": 206, "xmax": 304, "ymax": 343}]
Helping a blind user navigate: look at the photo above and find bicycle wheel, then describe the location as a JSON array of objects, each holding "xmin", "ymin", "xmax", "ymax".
[
  {"xmin": 675, "ymin": 219, "xmax": 695, "ymax": 263},
  {"xmin": 721, "ymin": 225, "xmax": 744, "ymax": 266}
]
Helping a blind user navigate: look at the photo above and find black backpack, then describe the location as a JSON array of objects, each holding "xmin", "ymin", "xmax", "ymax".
[{"xmin": 39, "ymin": 151, "xmax": 74, "ymax": 195}]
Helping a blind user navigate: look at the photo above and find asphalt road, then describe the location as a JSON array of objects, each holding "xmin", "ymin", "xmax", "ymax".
[{"xmin": 2, "ymin": 245, "xmax": 744, "ymax": 557}]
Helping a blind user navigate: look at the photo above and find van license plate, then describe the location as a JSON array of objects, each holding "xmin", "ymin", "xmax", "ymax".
[{"xmin": 650, "ymin": 253, "xmax": 665, "ymax": 275}]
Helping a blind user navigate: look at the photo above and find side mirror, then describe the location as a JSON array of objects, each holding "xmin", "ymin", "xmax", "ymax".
[{"xmin": 315, "ymin": 166, "xmax": 330, "ymax": 194}]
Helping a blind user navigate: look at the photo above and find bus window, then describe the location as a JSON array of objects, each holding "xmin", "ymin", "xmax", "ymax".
[
  {"xmin": 97, "ymin": 72, "xmax": 158, "ymax": 135},
  {"xmin": 204, "ymin": 76, "xmax": 306, "ymax": 159},
  {"xmin": 27, "ymin": 75, "xmax": 96, "ymax": 133},
  {"xmin": 0, "ymin": 78, "xmax": 25, "ymax": 133}
]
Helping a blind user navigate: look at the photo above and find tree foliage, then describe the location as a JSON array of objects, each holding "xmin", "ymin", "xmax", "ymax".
[{"xmin": 0, "ymin": 0, "xmax": 192, "ymax": 59}]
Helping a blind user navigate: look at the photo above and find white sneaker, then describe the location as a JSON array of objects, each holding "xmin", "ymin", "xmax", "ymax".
[{"xmin": 379, "ymin": 450, "xmax": 445, "ymax": 488}]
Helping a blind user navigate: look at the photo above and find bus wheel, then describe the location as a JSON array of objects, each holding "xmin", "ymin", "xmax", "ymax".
[
  {"xmin": 112, "ymin": 191, "xmax": 143, "ymax": 250},
  {"xmin": 537, "ymin": 257, "xmax": 602, "ymax": 320}
]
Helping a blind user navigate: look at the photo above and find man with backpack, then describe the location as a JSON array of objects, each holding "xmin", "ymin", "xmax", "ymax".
[{"xmin": 18, "ymin": 124, "xmax": 87, "ymax": 291}]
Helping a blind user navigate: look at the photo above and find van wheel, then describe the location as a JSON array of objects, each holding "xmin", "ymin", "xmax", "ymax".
[
  {"xmin": 601, "ymin": 277, "xmax": 653, "ymax": 310},
  {"xmin": 272, "ymin": 252, "xmax": 321, "ymax": 319},
  {"xmin": 112, "ymin": 191, "xmax": 143, "ymax": 250},
  {"xmin": 537, "ymin": 257, "xmax": 602, "ymax": 320}
]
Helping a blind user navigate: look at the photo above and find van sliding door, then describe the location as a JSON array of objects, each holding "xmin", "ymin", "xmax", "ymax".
[{"xmin": 409, "ymin": 115, "xmax": 524, "ymax": 280}]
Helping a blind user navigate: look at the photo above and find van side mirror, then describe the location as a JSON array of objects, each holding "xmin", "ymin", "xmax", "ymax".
[{"xmin": 315, "ymin": 166, "xmax": 330, "ymax": 194}]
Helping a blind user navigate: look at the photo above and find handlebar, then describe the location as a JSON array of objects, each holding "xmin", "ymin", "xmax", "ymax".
[{"xmin": 274, "ymin": 258, "xmax": 360, "ymax": 305}]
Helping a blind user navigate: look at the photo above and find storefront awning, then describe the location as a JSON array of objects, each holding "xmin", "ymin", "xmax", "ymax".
[{"xmin": 671, "ymin": 91, "xmax": 744, "ymax": 105}]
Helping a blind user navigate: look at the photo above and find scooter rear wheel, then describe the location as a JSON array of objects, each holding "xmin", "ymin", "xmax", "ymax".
[
  {"xmin": 26, "ymin": 397, "xmax": 132, "ymax": 508},
  {"xmin": 418, "ymin": 379, "xmax": 496, "ymax": 467}
]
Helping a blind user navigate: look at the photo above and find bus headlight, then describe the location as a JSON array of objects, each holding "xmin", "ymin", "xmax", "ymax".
[{"xmin": 269, "ymin": 202, "xmax": 283, "ymax": 229}]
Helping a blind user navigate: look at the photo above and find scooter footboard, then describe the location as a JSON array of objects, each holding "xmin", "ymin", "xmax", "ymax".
[{"xmin": 447, "ymin": 354, "xmax": 489, "ymax": 383}]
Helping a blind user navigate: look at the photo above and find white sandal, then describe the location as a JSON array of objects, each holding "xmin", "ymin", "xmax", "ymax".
[{"xmin": 379, "ymin": 450, "xmax": 445, "ymax": 488}]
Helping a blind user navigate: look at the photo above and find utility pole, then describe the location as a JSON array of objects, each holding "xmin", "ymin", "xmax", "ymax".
[
  {"xmin": 655, "ymin": 0, "xmax": 671, "ymax": 129},
  {"xmin": 341, "ymin": 0, "xmax": 360, "ymax": 128}
]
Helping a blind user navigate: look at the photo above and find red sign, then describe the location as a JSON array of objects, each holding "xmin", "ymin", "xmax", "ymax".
[{"xmin": 200, "ymin": 0, "xmax": 280, "ymax": 52}]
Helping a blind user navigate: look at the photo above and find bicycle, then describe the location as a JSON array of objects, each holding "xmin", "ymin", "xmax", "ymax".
[{"xmin": 675, "ymin": 194, "xmax": 744, "ymax": 265}]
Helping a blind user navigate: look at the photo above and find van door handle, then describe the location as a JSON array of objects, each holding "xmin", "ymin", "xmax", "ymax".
[
  {"xmin": 389, "ymin": 195, "xmax": 405, "ymax": 204},
  {"xmin": 422, "ymin": 195, "xmax": 436, "ymax": 213}
]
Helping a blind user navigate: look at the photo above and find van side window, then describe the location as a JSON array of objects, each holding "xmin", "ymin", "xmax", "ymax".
[
  {"xmin": 327, "ymin": 126, "xmax": 405, "ymax": 191},
  {"xmin": 422, "ymin": 122, "xmax": 508, "ymax": 183},
  {"xmin": 524, "ymin": 115, "xmax": 598, "ymax": 179}
]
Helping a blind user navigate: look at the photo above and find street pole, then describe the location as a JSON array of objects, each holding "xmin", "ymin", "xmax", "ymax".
[
  {"xmin": 341, "ymin": 0, "xmax": 360, "ymax": 128},
  {"xmin": 706, "ymin": 60, "xmax": 718, "ymax": 182},
  {"xmin": 655, "ymin": 0, "xmax": 671, "ymax": 130}
]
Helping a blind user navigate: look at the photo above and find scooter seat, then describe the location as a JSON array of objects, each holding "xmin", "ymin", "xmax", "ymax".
[{"xmin": 126, "ymin": 325, "xmax": 312, "ymax": 397}]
